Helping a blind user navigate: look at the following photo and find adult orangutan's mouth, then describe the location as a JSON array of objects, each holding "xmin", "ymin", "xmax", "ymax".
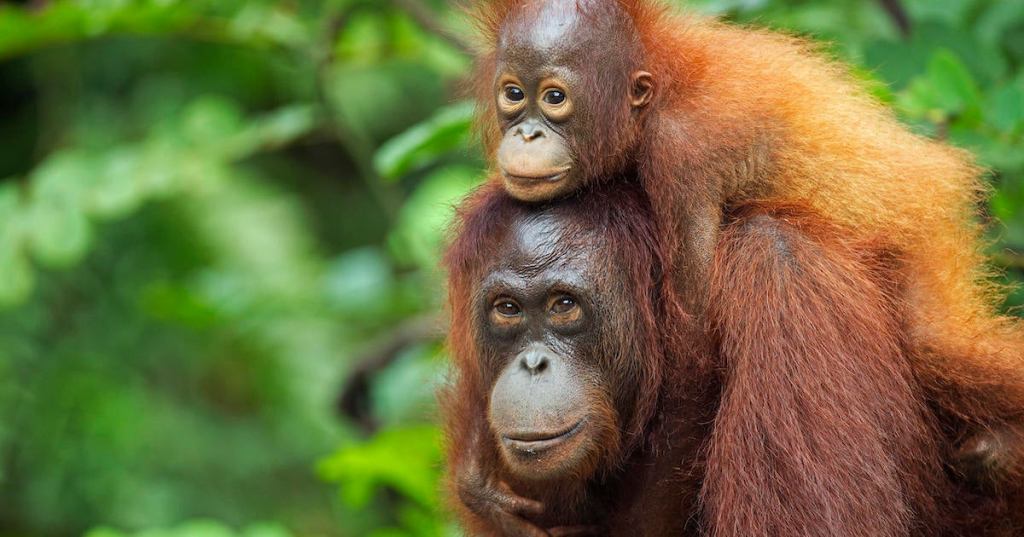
[{"xmin": 502, "ymin": 419, "xmax": 586, "ymax": 453}]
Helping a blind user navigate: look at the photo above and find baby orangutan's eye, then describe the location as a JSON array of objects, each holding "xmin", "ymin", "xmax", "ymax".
[
  {"xmin": 543, "ymin": 89, "xmax": 566, "ymax": 105},
  {"xmin": 504, "ymin": 85, "xmax": 526, "ymax": 102}
]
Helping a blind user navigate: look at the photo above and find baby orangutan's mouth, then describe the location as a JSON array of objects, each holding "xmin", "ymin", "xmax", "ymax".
[{"xmin": 502, "ymin": 168, "xmax": 570, "ymax": 185}]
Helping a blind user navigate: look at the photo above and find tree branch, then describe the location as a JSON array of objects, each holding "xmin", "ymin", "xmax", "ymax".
[
  {"xmin": 877, "ymin": 0, "xmax": 911, "ymax": 39},
  {"xmin": 392, "ymin": 0, "xmax": 473, "ymax": 55},
  {"xmin": 314, "ymin": 5, "xmax": 404, "ymax": 219},
  {"xmin": 337, "ymin": 313, "xmax": 447, "ymax": 432}
]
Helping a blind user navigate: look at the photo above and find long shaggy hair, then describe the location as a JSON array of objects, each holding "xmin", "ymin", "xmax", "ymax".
[{"xmin": 466, "ymin": 0, "xmax": 1024, "ymax": 493}]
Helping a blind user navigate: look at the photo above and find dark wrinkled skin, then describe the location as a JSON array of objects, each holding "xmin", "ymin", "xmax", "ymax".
[
  {"xmin": 458, "ymin": 211, "xmax": 613, "ymax": 535},
  {"xmin": 478, "ymin": 212, "xmax": 609, "ymax": 481},
  {"xmin": 454, "ymin": 202, "xmax": 707, "ymax": 536}
]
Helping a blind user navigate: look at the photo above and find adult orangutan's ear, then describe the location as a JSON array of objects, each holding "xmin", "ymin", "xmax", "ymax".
[{"xmin": 630, "ymin": 70, "xmax": 654, "ymax": 108}]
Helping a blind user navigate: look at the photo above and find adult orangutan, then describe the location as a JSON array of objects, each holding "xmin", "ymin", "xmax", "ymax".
[
  {"xmin": 468, "ymin": 0, "xmax": 1024, "ymax": 496},
  {"xmin": 441, "ymin": 182, "xmax": 1024, "ymax": 536}
]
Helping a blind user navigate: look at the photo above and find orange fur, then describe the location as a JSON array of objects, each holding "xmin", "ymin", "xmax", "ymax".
[
  {"xmin": 441, "ymin": 187, "xmax": 1024, "ymax": 535},
  {"xmin": 704, "ymin": 205, "xmax": 943, "ymax": 536},
  {"xmin": 448, "ymin": 0, "xmax": 1024, "ymax": 533},
  {"xmin": 467, "ymin": 0, "xmax": 1024, "ymax": 486}
]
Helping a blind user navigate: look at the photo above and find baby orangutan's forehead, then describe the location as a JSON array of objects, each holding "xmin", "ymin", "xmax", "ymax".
[
  {"xmin": 500, "ymin": 0, "xmax": 585, "ymax": 57},
  {"xmin": 498, "ymin": 0, "xmax": 632, "ymax": 68}
]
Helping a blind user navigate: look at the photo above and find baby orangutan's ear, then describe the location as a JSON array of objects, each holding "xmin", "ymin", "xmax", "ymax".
[{"xmin": 631, "ymin": 71, "xmax": 655, "ymax": 108}]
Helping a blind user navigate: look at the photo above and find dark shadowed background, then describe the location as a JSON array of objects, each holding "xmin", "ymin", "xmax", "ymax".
[{"xmin": 0, "ymin": 0, "xmax": 1021, "ymax": 535}]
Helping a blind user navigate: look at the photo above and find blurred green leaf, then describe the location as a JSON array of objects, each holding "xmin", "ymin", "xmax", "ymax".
[
  {"xmin": 85, "ymin": 520, "xmax": 295, "ymax": 537},
  {"xmin": 227, "ymin": 4, "xmax": 311, "ymax": 48},
  {"xmin": 0, "ymin": 1, "xmax": 313, "ymax": 61},
  {"xmin": 0, "ymin": 184, "xmax": 33, "ymax": 306},
  {"xmin": 904, "ymin": 0, "xmax": 979, "ymax": 27},
  {"xmin": 866, "ymin": 21, "xmax": 1007, "ymax": 88},
  {"xmin": 374, "ymin": 101, "xmax": 474, "ymax": 181},
  {"xmin": 986, "ymin": 81, "xmax": 1024, "ymax": 135},
  {"xmin": 223, "ymin": 104, "xmax": 319, "ymax": 159},
  {"xmin": 27, "ymin": 198, "xmax": 93, "ymax": 268},
  {"xmin": 324, "ymin": 247, "xmax": 396, "ymax": 320},
  {"xmin": 389, "ymin": 165, "xmax": 480, "ymax": 269},
  {"xmin": 319, "ymin": 425, "xmax": 442, "ymax": 509},
  {"xmin": 335, "ymin": 9, "xmax": 391, "ymax": 65},
  {"xmin": 327, "ymin": 61, "xmax": 447, "ymax": 144},
  {"xmin": 181, "ymin": 96, "xmax": 246, "ymax": 149},
  {"xmin": 0, "ymin": 99, "xmax": 319, "ymax": 311},
  {"xmin": 898, "ymin": 49, "xmax": 982, "ymax": 125},
  {"xmin": 927, "ymin": 50, "xmax": 983, "ymax": 115},
  {"xmin": 372, "ymin": 344, "xmax": 446, "ymax": 427},
  {"xmin": 975, "ymin": 1, "xmax": 1024, "ymax": 46},
  {"xmin": 89, "ymin": 148, "xmax": 147, "ymax": 218}
]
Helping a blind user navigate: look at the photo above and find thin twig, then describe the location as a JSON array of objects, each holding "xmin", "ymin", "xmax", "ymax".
[
  {"xmin": 392, "ymin": 0, "xmax": 473, "ymax": 55},
  {"xmin": 994, "ymin": 250, "xmax": 1024, "ymax": 271},
  {"xmin": 313, "ymin": 5, "xmax": 403, "ymax": 218},
  {"xmin": 877, "ymin": 0, "xmax": 911, "ymax": 39}
]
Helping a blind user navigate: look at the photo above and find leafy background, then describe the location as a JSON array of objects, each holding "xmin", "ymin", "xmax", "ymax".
[{"xmin": 0, "ymin": 0, "xmax": 1021, "ymax": 535}]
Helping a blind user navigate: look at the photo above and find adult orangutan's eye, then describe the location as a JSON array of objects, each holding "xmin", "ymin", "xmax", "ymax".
[
  {"xmin": 543, "ymin": 89, "xmax": 566, "ymax": 105},
  {"xmin": 494, "ymin": 299, "xmax": 522, "ymax": 317},
  {"xmin": 550, "ymin": 295, "xmax": 577, "ymax": 314},
  {"xmin": 504, "ymin": 85, "xmax": 526, "ymax": 102}
]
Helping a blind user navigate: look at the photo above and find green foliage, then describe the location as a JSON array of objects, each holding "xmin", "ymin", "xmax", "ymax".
[
  {"xmin": 373, "ymin": 102, "xmax": 476, "ymax": 181},
  {"xmin": 0, "ymin": 1, "xmax": 1020, "ymax": 537},
  {"xmin": 0, "ymin": 98, "xmax": 316, "ymax": 306},
  {"xmin": 85, "ymin": 520, "xmax": 294, "ymax": 537},
  {"xmin": 319, "ymin": 426, "xmax": 441, "ymax": 510},
  {"xmin": 318, "ymin": 426, "xmax": 457, "ymax": 537}
]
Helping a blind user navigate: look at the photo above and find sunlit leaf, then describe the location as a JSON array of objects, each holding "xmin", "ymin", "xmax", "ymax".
[
  {"xmin": 88, "ymin": 148, "xmax": 147, "ymax": 218},
  {"xmin": 27, "ymin": 198, "xmax": 93, "ymax": 269},
  {"xmin": 84, "ymin": 528, "xmax": 127, "ymax": 537},
  {"xmin": 227, "ymin": 4, "xmax": 310, "ymax": 49},
  {"xmin": 319, "ymin": 425, "xmax": 442, "ymax": 509},
  {"xmin": 335, "ymin": 9, "xmax": 390, "ymax": 65},
  {"xmin": 85, "ymin": 520, "xmax": 296, "ymax": 537},
  {"xmin": 374, "ymin": 101, "xmax": 474, "ymax": 181},
  {"xmin": 181, "ymin": 96, "xmax": 245, "ymax": 149},
  {"xmin": 30, "ymin": 151, "xmax": 97, "ymax": 205},
  {"xmin": 927, "ymin": 50, "xmax": 982, "ymax": 116},
  {"xmin": 241, "ymin": 523, "xmax": 293, "ymax": 537},
  {"xmin": 223, "ymin": 104, "xmax": 318, "ymax": 159}
]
